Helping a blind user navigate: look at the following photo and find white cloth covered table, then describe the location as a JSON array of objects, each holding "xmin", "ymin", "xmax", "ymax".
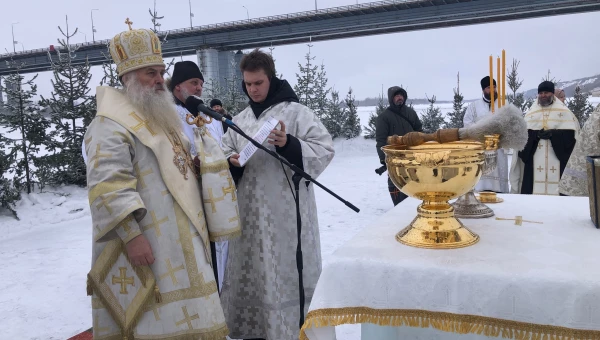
[{"xmin": 301, "ymin": 194, "xmax": 600, "ymax": 340}]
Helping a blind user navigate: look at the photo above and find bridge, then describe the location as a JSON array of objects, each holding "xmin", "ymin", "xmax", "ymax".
[{"xmin": 1, "ymin": 0, "xmax": 599, "ymax": 77}]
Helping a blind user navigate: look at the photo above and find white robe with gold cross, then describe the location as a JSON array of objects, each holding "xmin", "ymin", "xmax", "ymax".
[
  {"xmin": 509, "ymin": 98, "xmax": 579, "ymax": 195},
  {"xmin": 84, "ymin": 86, "xmax": 239, "ymax": 340}
]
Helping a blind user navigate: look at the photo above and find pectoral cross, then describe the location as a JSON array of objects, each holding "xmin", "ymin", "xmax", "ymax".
[
  {"xmin": 159, "ymin": 259, "xmax": 185, "ymax": 285},
  {"xmin": 495, "ymin": 216, "xmax": 543, "ymax": 226},
  {"xmin": 112, "ymin": 267, "xmax": 134, "ymax": 294},
  {"xmin": 125, "ymin": 18, "xmax": 133, "ymax": 30},
  {"xmin": 175, "ymin": 306, "xmax": 199, "ymax": 330}
]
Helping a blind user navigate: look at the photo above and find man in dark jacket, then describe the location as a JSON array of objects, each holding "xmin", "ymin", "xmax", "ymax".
[
  {"xmin": 375, "ymin": 86, "xmax": 423, "ymax": 206},
  {"xmin": 210, "ymin": 98, "xmax": 234, "ymax": 133}
]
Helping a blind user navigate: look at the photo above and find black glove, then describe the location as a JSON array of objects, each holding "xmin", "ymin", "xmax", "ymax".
[{"xmin": 538, "ymin": 130, "xmax": 553, "ymax": 140}]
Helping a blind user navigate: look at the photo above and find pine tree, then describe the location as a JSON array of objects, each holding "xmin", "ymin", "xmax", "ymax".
[
  {"xmin": 322, "ymin": 89, "xmax": 344, "ymax": 139},
  {"xmin": 0, "ymin": 61, "xmax": 51, "ymax": 194},
  {"xmin": 294, "ymin": 44, "xmax": 318, "ymax": 112},
  {"xmin": 40, "ymin": 16, "xmax": 95, "ymax": 187},
  {"xmin": 364, "ymin": 94, "xmax": 386, "ymax": 139},
  {"xmin": 149, "ymin": 0, "xmax": 165, "ymax": 33},
  {"xmin": 506, "ymin": 59, "xmax": 534, "ymax": 114},
  {"xmin": 420, "ymin": 95, "xmax": 445, "ymax": 133},
  {"xmin": 567, "ymin": 85, "xmax": 595, "ymax": 127},
  {"xmin": 342, "ymin": 88, "xmax": 361, "ymax": 139},
  {"xmin": 99, "ymin": 51, "xmax": 120, "ymax": 88},
  {"xmin": 445, "ymin": 72, "xmax": 466, "ymax": 129},
  {"xmin": 313, "ymin": 62, "xmax": 330, "ymax": 121},
  {"xmin": 0, "ymin": 138, "xmax": 20, "ymax": 220},
  {"xmin": 222, "ymin": 59, "xmax": 246, "ymax": 116}
]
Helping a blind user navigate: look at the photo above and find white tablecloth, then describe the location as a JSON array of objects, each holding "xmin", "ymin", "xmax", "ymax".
[{"xmin": 301, "ymin": 194, "xmax": 600, "ymax": 340}]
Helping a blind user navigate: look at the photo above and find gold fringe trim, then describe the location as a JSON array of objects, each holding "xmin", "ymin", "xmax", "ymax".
[
  {"xmin": 200, "ymin": 160, "xmax": 230, "ymax": 175},
  {"xmin": 299, "ymin": 307, "xmax": 600, "ymax": 340},
  {"xmin": 154, "ymin": 284, "xmax": 162, "ymax": 303},
  {"xmin": 132, "ymin": 324, "xmax": 229, "ymax": 340},
  {"xmin": 209, "ymin": 228, "xmax": 241, "ymax": 242}
]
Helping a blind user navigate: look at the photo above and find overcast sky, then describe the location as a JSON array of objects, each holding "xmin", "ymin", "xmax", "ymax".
[{"xmin": 1, "ymin": 0, "xmax": 599, "ymax": 101}]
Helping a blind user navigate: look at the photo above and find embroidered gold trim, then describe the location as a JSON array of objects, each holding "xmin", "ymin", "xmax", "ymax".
[
  {"xmin": 299, "ymin": 307, "xmax": 600, "ymax": 340},
  {"xmin": 209, "ymin": 228, "xmax": 241, "ymax": 242},
  {"xmin": 88, "ymin": 179, "xmax": 138, "ymax": 205},
  {"xmin": 88, "ymin": 239, "xmax": 157, "ymax": 339},
  {"xmin": 134, "ymin": 323, "xmax": 228, "ymax": 340},
  {"xmin": 94, "ymin": 204, "xmax": 145, "ymax": 243},
  {"xmin": 200, "ymin": 160, "xmax": 230, "ymax": 175}
]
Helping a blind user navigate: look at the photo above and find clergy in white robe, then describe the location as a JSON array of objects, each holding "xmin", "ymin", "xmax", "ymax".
[
  {"xmin": 463, "ymin": 76, "xmax": 510, "ymax": 193},
  {"xmin": 219, "ymin": 49, "xmax": 335, "ymax": 340},
  {"xmin": 509, "ymin": 81, "xmax": 579, "ymax": 195},
  {"xmin": 559, "ymin": 104, "xmax": 600, "ymax": 196},
  {"xmin": 168, "ymin": 60, "xmax": 229, "ymax": 292},
  {"xmin": 85, "ymin": 27, "xmax": 240, "ymax": 340}
]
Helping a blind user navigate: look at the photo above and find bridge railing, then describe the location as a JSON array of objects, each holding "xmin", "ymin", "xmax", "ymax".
[{"xmin": 0, "ymin": 0, "xmax": 424, "ymax": 58}]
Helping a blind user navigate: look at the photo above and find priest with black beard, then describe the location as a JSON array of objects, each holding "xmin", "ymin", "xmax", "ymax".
[{"xmin": 510, "ymin": 81, "xmax": 579, "ymax": 195}]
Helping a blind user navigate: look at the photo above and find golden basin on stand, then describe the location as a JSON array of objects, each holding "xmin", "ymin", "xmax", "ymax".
[{"xmin": 381, "ymin": 141, "xmax": 485, "ymax": 249}]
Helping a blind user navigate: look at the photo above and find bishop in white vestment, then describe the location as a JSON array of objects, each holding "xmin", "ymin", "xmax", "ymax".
[
  {"xmin": 85, "ymin": 27, "xmax": 240, "ymax": 340},
  {"xmin": 464, "ymin": 76, "xmax": 509, "ymax": 193},
  {"xmin": 510, "ymin": 81, "xmax": 579, "ymax": 195}
]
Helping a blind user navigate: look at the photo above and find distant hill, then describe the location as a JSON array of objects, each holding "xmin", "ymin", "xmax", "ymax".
[
  {"xmin": 356, "ymin": 74, "xmax": 600, "ymax": 107},
  {"xmin": 522, "ymin": 74, "xmax": 600, "ymax": 99}
]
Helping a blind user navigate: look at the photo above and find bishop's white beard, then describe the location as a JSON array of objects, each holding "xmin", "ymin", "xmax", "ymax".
[{"xmin": 123, "ymin": 77, "xmax": 182, "ymax": 134}]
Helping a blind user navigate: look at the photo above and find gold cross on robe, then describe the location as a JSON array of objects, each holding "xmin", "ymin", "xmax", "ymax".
[
  {"xmin": 112, "ymin": 267, "xmax": 134, "ymax": 294},
  {"xmin": 222, "ymin": 177, "xmax": 237, "ymax": 201},
  {"xmin": 96, "ymin": 193, "xmax": 118, "ymax": 215},
  {"xmin": 175, "ymin": 306, "xmax": 199, "ymax": 329},
  {"xmin": 204, "ymin": 188, "xmax": 224, "ymax": 213},
  {"xmin": 129, "ymin": 112, "xmax": 156, "ymax": 136},
  {"xmin": 134, "ymin": 162, "xmax": 154, "ymax": 189},
  {"xmin": 159, "ymin": 259, "xmax": 185, "ymax": 285},
  {"xmin": 142, "ymin": 211, "xmax": 169, "ymax": 237},
  {"xmin": 91, "ymin": 144, "xmax": 112, "ymax": 169}
]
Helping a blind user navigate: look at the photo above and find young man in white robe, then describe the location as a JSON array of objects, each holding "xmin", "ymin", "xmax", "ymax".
[
  {"xmin": 510, "ymin": 81, "xmax": 579, "ymax": 195},
  {"xmin": 219, "ymin": 48, "xmax": 335, "ymax": 340},
  {"xmin": 463, "ymin": 76, "xmax": 509, "ymax": 193},
  {"xmin": 168, "ymin": 60, "xmax": 229, "ymax": 292},
  {"xmin": 84, "ymin": 26, "xmax": 240, "ymax": 339}
]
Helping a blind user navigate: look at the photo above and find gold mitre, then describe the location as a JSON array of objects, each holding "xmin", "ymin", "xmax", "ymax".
[{"xmin": 109, "ymin": 18, "xmax": 165, "ymax": 77}]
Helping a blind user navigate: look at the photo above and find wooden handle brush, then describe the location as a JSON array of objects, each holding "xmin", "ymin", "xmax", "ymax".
[{"xmin": 386, "ymin": 104, "xmax": 529, "ymax": 150}]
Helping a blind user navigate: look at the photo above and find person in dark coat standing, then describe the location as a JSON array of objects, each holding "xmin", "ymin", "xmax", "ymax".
[
  {"xmin": 375, "ymin": 86, "xmax": 423, "ymax": 206},
  {"xmin": 210, "ymin": 98, "xmax": 234, "ymax": 133}
]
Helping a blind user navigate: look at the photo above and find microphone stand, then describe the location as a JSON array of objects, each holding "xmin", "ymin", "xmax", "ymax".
[{"xmin": 224, "ymin": 121, "xmax": 360, "ymax": 329}]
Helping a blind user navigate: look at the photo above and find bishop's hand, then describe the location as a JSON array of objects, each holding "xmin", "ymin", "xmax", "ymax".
[{"xmin": 126, "ymin": 234, "xmax": 155, "ymax": 266}]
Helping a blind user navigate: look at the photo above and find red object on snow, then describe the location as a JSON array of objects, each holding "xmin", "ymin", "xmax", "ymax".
[{"xmin": 66, "ymin": 328, "xmax": 92, "ymax": 340}]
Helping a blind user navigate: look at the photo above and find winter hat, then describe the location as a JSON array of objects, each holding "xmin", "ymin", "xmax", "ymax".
[
  {"xmin": 480, "ymin": 76, "xmax": 497, "ymax": 90},
  {"xmin": 210, "ymin": 99, "xmax": 223, "ymax": 108},
  {"xmin": 169, "ymin": 61, "xmax": 204, "ymax": 91},
  {"xmin": 538, "ymin": 81, "xmax": 555, "ymax": 94}
]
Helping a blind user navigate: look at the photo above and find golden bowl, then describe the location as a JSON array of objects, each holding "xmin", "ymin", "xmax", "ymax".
[{"xmin": 381, "ymin": 141, "xmax": 485, "ymax": 249}]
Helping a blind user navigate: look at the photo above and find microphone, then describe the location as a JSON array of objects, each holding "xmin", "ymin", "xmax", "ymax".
[{"xmin": 184, "ymin": 95, "xmax": 235, "ymax": 127}]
